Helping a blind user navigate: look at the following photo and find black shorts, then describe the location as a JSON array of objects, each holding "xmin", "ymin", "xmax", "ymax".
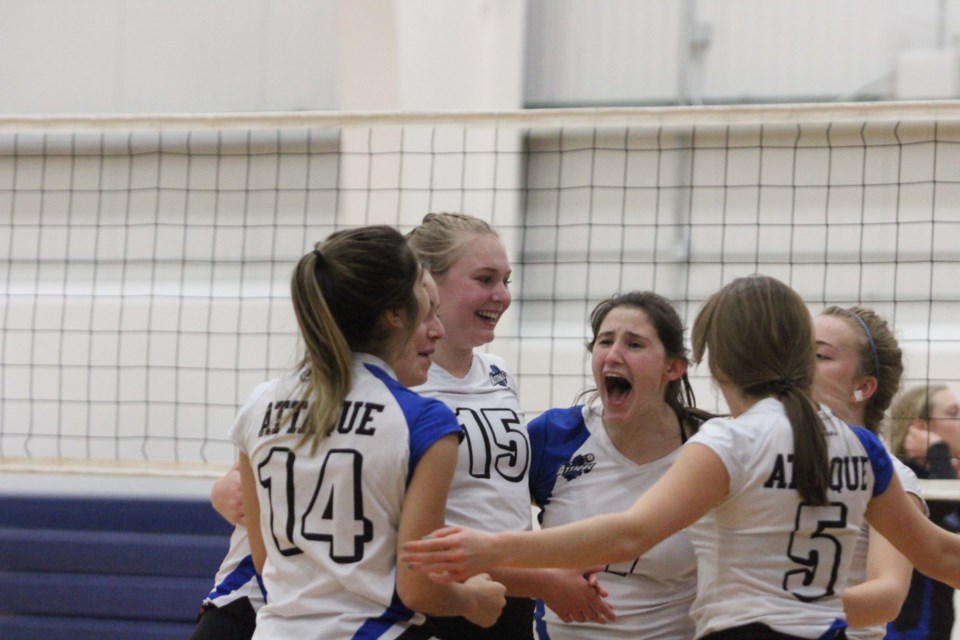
[
  {"xmin": 425, "ymin": 596, "xmax": 534, "ymax": 640},
  {"xmin": 189, "ymin": 596, "xmax": 257, "ymax": 640}
]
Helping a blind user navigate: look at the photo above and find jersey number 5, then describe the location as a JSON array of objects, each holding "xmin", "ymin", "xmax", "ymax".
[
  {"xmin": 783, "ymin": 502, "xmax": 847, "ymax": 602},
  {"xmin": 258, "ymin": 446, "xmax": 373, "ymax": 563}
]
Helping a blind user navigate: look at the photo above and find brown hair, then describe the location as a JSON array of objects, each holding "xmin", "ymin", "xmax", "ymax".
[
  {"xmin": 820, "ymin": 306, "xmax": 903, "ymax": 433},
  {"xmin": 290, "ymin": 225, "xmax": 421, "ymax": 451},
  {"xmin": 406, "ymin": 212, "xmax": 498, "ymax": 276},
  {"xmin": 692, "ymin": 274, "xmax": 830, "ymax": 505},
  {"xmin": 888, "ymin": 384, "xmax": 948, "ymax": 459},
  {"xmin": 582, "ymin": 291, "xmax": 713, "ymax": 432}
]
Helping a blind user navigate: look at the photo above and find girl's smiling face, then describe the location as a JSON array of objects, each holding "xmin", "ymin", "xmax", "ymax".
[{"xmin": 434, "ymin": 233, "xmax": 512, "ymax": 351}]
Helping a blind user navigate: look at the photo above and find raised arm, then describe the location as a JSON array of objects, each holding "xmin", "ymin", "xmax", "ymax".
[{"xmin": 402, "ymin": 442, "xmax": 729, "ymax": 579}]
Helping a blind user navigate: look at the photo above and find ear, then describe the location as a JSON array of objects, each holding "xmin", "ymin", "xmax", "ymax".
[
  {"xmin": 663, "ymin": 357, "xmax": 688, "ymax": 382},
  {"xmin": 852, "ymin": 376, "xmax": 879, "ymax": 403},
  {"xmin": 383, "ymin": 308, "xmax": 405, "ymax": 331}
]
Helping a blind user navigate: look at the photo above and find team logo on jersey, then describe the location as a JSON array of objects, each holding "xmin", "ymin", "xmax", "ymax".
[
  {"xmin": 557, "ymin": 453, "xmax": 596, "ymax": 481},
  {"xmin": 488, "ymin": 365, "xmax": 508, "ymax": 387}
]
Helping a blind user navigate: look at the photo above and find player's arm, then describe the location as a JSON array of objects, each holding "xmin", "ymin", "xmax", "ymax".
[
  {"xmin": 402, "ymin": 442, "xmax": 729, "ymax": 579},
  {"xmin": 841, "ymin": 527, "xmax": 912, "ymax": 626},
  {"xmin": 238, "ymin": 453, "xmax": 267, "ymax": 574},
  {"xmin": 211, "ymin": 461, "xmax": 245, "ymax": 525},
  {"xmin": 490, "ymin": 567, "xmax": 615, "ymax": 624},
  {"xmin": 866, "ymin": 474, "xmax": 960, "ymax": 589},
  {"xmin": 842, "ymin": 491, "xmax": 923, "ymax": 627},
  {"xmin": 396, "ymin": 433, "xmax": 506, "ymax": 627}
]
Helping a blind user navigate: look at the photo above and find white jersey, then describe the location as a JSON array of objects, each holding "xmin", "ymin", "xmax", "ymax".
[
  {"xmin": 686, "ymin": 398, "xmax": 894, "ymax": 639},
  {"xmin": 231, "ymin": 353, "xmax": 461, "ymax": 640},
  {"xmin": 414, "ymin": 353, "xmax": 532, "ymax": 533},
  {"xmin": 846, "ymin": 453, "xmax": 926, "ymax": 640},
  {"xmin": 202, "ymin": 523, "xmax": 265, "ymax": 611},
  {"xmin": 528, "ymin": 405, "xmax": 696, "ymax": 640}
]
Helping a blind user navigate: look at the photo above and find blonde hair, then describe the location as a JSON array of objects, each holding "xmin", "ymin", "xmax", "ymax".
[
  {"xmin": 406, "ymin": 212, "xmax": 498, "ymax": 275},
  {"xmin": 888, "ymin": 384, "xmax": 948, "ymax": 459},
  {"xmin": 290, "ymin": 226, "xmax": 421, "ymax": 451},
  {"xmin": 692, "ymin": 274, "xmax": 830, "ymax": 505}
]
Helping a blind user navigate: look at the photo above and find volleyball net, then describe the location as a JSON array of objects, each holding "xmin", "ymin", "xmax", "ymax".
[{"xmin": 2, "ymin": 103, "xmax": 959, "ymax": 484}]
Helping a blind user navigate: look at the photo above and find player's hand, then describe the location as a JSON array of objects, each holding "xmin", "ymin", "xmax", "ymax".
[
  {"xmin": 211, "ymin": 463, "xmax": 245, "ymax": 525},
  {"xmin": 401, "ymin": 526, "xmax": 497, "ymax": 583},
  {"xmin": 540, "ymin": 567, "xmax": 615, "ymax": 624},
  {"xmin": 462, "ymin": 573, "xmax": 507, "ymax": 628},
  {"xmin": 904, "ymin": 425, "xmax": 943, "ymax": 462}
]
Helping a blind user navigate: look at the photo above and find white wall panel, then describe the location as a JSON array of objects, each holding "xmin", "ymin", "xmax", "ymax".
[
  {"xmin": 526, "ymin": 0, "xmax": 681, "ymax": 105},
  {"xmin": 0, "ymin": 0, "xmax": 339, "ymax": 114},
  {"xmin": 525, "ymin": 0, "xmax": 957, "ymax": 105}
]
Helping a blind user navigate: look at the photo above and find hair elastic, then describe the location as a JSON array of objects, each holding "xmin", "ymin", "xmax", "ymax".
[
  {"xmin": 847, "ymin": 311, "xmax": 880, "ymax": 382},
  {"xmin": 312, "ymin": 247, "xmax": 325, "ymax": 266},
  {"xmin": 773, "ymin": 376, "xmax": 796, "ymax": 395}
]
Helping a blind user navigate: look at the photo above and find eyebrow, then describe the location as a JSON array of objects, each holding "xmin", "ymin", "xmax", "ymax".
[
  {"xmin": 472, "ymin": 266, "xmax": 511, "ymax": 276},
  {"xmin": 598, "ymin": 330, "xmax": 649, "ymax": 341}
]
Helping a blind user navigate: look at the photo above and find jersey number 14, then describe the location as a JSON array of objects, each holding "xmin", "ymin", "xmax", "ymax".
[{"xmin": 258, "ymin": 446, "xmax": 373, "ymax": 564}]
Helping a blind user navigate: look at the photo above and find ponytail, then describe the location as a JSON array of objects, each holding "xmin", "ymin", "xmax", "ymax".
[
  {"xmin": 693, "ymin": 275, "xmax": 829, "ymax": 505},
  {"xmin": 289, "ymin": 226, "xmax": 421, "ymax": 452}
]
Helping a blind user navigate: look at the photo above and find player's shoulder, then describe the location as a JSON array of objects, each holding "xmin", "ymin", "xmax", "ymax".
[
  {"xmin": 241, "ymin": 374, "xmax": 295, "ymax": 411},
  {"xmin": 689, "ymin": 399, "xmax": 783, "ymax": 458},
  {"xmin": 530, "ymin": 405, "xmax": 585, "ymax": 430},
  {"xmin": 529, "ymin": 405, "xmax": 589, "ymax": 441},
  {"xmin": 362, "ymin": 361, "xmax": 456, "ymax": 421}
]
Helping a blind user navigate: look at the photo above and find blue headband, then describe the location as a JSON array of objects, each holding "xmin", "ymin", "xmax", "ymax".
[{"xmin": 847, "ymin": 311, "xmax": 881, "ymax": 383}]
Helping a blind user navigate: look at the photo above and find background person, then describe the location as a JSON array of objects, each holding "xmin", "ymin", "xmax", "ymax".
[{"xmin": 886, "ymin": 384, "xmax": 960, "ymax": 640}]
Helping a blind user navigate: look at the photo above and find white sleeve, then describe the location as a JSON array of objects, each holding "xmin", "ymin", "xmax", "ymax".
[{"xmin": 229, "ymin": 379, "xmax": 275, "ymax": 456}]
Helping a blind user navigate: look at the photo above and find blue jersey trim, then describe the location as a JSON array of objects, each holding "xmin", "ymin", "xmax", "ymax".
[
  {"xmin": 886, "ymin": 578, "xmax": 935, "ymax": 639},
  {"xmin": 818, "ymin": 618, "xmax": 848, "ymax": 639},
  {"xmin": 527, "ymin": 406, "xmax": 593, "ymax": 510},
  {"xmin": 207, "ymin": 553, "xmax": 261, "ymax": 601},
  {"xmin": 849, "ymin": 425, "xmax": 894, "ymax": 496},
  {"xmin": 533, "ymin": 599, "xmax": 551, "ymax": 639},
  {"xmin": 351, "ymin": 591, "xmax": 423, "ymax": 639},
  {"xmin": 364, "ymin": 363, "xmax": 460, "ymax": 483}
]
